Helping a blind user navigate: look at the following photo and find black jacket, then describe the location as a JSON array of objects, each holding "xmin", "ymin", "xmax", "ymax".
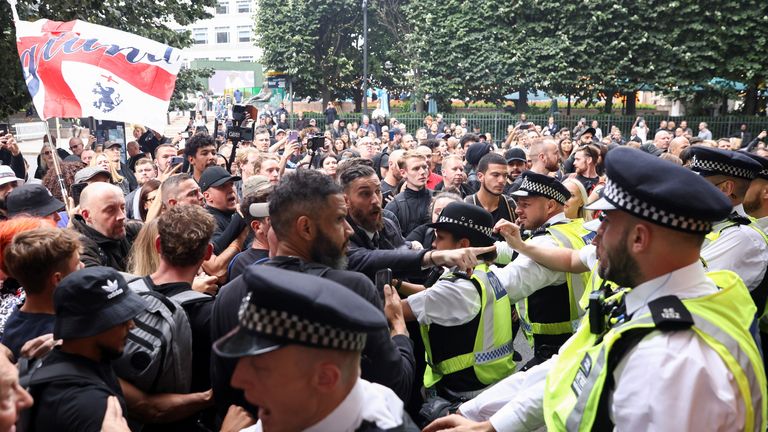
[
  {"xmin": 0, "ymin": 148, "xmax": 26, "ymax": 180},
  {"xmin": 433, "ymin": 181, "xmax": 474, "ymax": 198},
  {"xmin": 346, "ymin": 215, "xmax": 427, "ymax": 281},
  {"xmin": 71, "ymin": 215, "xmax": 141, "ymax": 271},
  {"xmin": 207, "ymin": 206, "xmax": 247, "ymax": 255},
  {"xmin": 384, "ymin": 187, "xmax": 432, "ymax": 237}
]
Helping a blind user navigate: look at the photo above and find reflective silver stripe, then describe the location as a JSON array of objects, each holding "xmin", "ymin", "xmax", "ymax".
[
  {"xmin": 564, "ymin": 316, "xmax": 655, "ymax": 431},
  {"xmin": 548, "ymin": 227, "xmax": 586, "ymax": 319},
  {"xmin": 474, "ymin": 341, "xmax": 514, "ymax": 364},
  {"xmin": 473, "ymin": 271, "xmax": 497, "ymax": 351},
  {"xmin": 564, "ymin": 313, "xmax": 764, "ymax": 431},
  {"xmin": 692, "ymin": 314, "xmax": 764, "ymax": 431}
]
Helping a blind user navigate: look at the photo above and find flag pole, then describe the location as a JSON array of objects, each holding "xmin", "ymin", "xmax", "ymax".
[
  {"xmin": 43, "ymin": 120, "xmax": 71, "ymax": 213},
  {"xmin": 8, "ymin": 0, "xmax": 19, "ymax": 22}
]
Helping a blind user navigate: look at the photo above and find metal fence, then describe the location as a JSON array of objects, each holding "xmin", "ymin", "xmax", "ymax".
[{"xmin": 297, "ymin": 112, "xmax": 768, "ymax": 144}]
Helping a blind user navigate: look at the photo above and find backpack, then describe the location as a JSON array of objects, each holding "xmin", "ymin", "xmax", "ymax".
[
  {"xmin": 111, "ymin": 276, "xmax": 212, "ymax": 394},
  {"xmin": 17, "ymin": 358, "xmax": 114, "ymax": 432}
]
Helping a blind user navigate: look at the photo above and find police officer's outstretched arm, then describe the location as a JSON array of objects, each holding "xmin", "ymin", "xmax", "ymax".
[{"xmin": 494, "ymin": 219, "xmax": 588, "ymax": 273}]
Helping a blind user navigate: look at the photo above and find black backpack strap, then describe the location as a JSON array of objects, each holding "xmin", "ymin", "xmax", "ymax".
[
  {"xmin": 593, "ymin": 296, "xmax": 693, "ymax": 430},
  {"xmin": 25, "ymin": 361, "xmax": 105, "ymax": 387}
]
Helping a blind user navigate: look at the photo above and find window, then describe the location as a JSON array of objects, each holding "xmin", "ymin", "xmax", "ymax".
[
  {"xmin": 192, "ymin": 28, "xmax": 207, "ymax": 44},
  {"xmin": 215, "ymin": 57, "xmax": 229, "ymax": 62},
  {"xmin": 238, "ymin": 56, "xmax": 253, "ymax": 62},
  {"xmin": 215, "ymin": 1, "xmax": 229, "ymax": 14},
  {"xmin": 236, "ymin": 0, "xmax": 250, "ymax": 13},
  {"xmin": 215, "ymin": 27, "xmax": 230, "ymax": 44},
  {"xmin": 237, "ymin": 26, "xmax": 252, "ymax": 43}
]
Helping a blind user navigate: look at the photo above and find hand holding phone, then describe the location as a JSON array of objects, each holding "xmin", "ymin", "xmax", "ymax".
[{"xmin": 375, "ymin": 268, "xmax": 393, "ymax": 294}]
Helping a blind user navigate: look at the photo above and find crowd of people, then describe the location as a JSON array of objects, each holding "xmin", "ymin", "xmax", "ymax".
[{"xmin": 0, "ymin": 106, "xmax": 766, "ymax": 432}]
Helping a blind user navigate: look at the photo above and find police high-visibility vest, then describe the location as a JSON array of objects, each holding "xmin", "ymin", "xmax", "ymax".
[
  {"xmin": 518, "ymin": 220, "xmax": 593, "ymax": 344},
  {"xmin": 543, "ymin": 270, "xmax": 767, "ymax": 431},
  {"xmin": 421, "ymin": 263, "xmax": 515, "ymax": 390},
  {"xmin": 705, "ymin": 216, "xmax": 768, "ymax": 323}
]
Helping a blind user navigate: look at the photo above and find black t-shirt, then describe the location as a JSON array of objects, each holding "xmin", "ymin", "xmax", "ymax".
[
  {"xmin": 228, "ymin": 248, "xmax": 269, "ymax": 282},
  {"xmin": 1, "ymin": 308, "xmax": 55, "ymax": 360},
  {"xmin": 31, "ymin": 349, "xmax": 127, "ymax": 432},
  {"xmin": 145, "ymin": 277, "xmax": 214, "ymax": 392},
  {"xmin": 575, "ymin": 174, "xmax": 600, "ymax": 195}
]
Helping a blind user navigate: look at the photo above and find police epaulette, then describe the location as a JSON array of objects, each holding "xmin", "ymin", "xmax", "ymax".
[
  {"xmin": 647, "ymin": 295, "xmax": 694, "ymax": 331},
  {"xmin": 441, "ymin": 267, "xmax": 471, "ymax": 282}
]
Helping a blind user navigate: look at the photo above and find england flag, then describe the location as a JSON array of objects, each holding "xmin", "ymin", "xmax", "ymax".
[{"xmin": 12, "ymin": 13, "xmax": 182, "ymax": 132}]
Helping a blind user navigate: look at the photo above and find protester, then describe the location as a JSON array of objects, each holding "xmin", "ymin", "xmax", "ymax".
[
  {"xmin": 1, "ymin": 228, "xmax": 81, "ymax": 360},
  {"xmin": 71, "ymin": 182, "xmax": 140, "ymax": 271},
  {"xmin": 25, "ymin": 266, "xmax": 146, "ymax": 431}
]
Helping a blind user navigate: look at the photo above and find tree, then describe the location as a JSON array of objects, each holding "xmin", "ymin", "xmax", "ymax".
[
  {"xmin": 255, "ymin": 0, "xmax": 363, "ymax": 108},
  {"xmin": 0, "ymin": 0, "xmax": 215, "ymax": 118}
]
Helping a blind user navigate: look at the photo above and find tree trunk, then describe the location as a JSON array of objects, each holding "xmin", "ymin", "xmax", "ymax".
[
  {"xmin": 353, "ymin": 87, "xmax": 363, "ymax": 113},
  {"xmin": 567, "ymin": 93, "xmax": 571, "ymax": 116},
  {"xmin": 603, "ymin": 89, "xmax": 614, "ymax": 114},
  {"xmin": 321, "ymin": 83, "xmax": 331, "ymax": 115},
  {"xmin": 744, "ymin": 84, "xmax": 758, "ymax": 116},
  {"xmin": 625, "ymin": 91, "xmax": 637, "ymax": 116},
  {"xmin": 517, "ymin": 88, "xmax": 529, "ymax": 113}
]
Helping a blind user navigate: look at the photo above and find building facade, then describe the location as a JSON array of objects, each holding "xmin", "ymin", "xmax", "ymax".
[{"xmin": 169, "ymin": 0, "xmax": 261, "ymax": 64}]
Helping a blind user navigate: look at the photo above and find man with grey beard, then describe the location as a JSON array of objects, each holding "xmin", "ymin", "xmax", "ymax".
[{"xmin": 252, "ymin": 168, "xmax": 416, "ymax": 404}]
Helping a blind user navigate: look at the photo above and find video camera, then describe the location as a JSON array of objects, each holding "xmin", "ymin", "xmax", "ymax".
[
  {"xmin": 227, "ymin": 104, "xmax": 258, "ymax": 143},
  {"xmin": 305, "ymin": 134, "xmax": 326, "ymax": 152}
]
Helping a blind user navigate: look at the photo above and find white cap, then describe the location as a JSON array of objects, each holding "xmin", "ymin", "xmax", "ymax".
[{"xmin": 0, "ymin": 165, "xmax": 23, "ymax": 187}]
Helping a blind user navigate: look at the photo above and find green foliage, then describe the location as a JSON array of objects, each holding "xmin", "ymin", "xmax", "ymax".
[{"xmin": 0, "ymin": 0, "xmax": 215, "ymax": 118}]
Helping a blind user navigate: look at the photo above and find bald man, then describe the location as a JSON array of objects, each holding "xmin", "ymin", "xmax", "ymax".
[
  {"xmin": 668, "ymin": 136, "xmax": 691, "ymax": 157},
  {"xmin": 70, "ymin": 182, "xmax": 142, "ymax": 270}
]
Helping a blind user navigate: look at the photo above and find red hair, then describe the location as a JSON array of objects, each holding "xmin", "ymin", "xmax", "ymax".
[{"xmin": 0, "ymin": 217, "xmax": 56, "ymax": 273}]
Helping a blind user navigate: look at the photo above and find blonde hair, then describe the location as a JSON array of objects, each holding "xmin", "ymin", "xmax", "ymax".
[
  {"xmin": 563, "ymin": 178, "xmax": 594, "ymax": 221},
  {"xmin": 127, "ymin": 218, "xmax": 160, "ymax": 275},
  {"xmin": 38, "ymin": 143, "xmax": 63, "ymax": 173},
  {"xmin": 90, "ymin": 151, "xmax": 124, "ymax": 183}
]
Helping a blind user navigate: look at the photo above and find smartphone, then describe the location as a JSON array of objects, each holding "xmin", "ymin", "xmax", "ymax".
[
  {"xmin": 181, "ymin": 131, "xmax": 190, "ymax": 139},
  {"xmin": 389, "ymin": 130, "xmax": 395, "ymax": 141},
  {"xmin": 288, "ymin": 131, "xmax": 299, "ymax": 142},
  {"xmin": 375, "ymin": 268, "xmax": 393, "ymax": 293},
  {"xmin": 170, "ymin": 156, "xmax": 185, "ymax": 168}
]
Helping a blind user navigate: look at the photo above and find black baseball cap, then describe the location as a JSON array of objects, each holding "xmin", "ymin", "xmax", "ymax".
[
  {"xmin": 53, "ymin": 267, "xmax": 146, "ymax": 339},
  {"xmin": 6, "ymin": 184, "xmax": 64, "ymax": 217},
  {"xmin": 199, "ymin": 166, "xmax": 241, "ymax": 192},
  {"xmin": 504, "ymin": 147, "xmax": 527, "ymax": 163}
]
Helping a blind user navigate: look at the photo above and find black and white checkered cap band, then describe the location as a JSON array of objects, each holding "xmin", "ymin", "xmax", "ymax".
[
  {"xmin": 436, "ymin": 215, "xmax": 494, "ymax": 238},
  {"xmin": 690, "ymin": 156, "xmax": 757, "ymax": 180},
  {"xmin": 237, "ymin": 294, "xmax": 367, "ymax": 351},
  {"xmin": 519, "ymin": 177, "xmax": 567, "ymax": 204},
  {"xmin": 602, "ymin": 179, "xmax": 712, "ymax": 233}
]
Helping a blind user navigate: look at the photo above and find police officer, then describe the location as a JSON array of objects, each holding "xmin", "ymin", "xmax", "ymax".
[
  {"xmin": 214, "ymin": 265, "xmax": 419, "ymax": 432},
  {"xmin": 494, "ymin": 171, "xmax": 593, "ymax": 368},
  {"xmin": 401, "ymin": 202, "xmax": 514, "ymax": 414},
  {"xmin": 426, "ymin": 146, "xmax": 766, "ymax": 431},
  {"xmin": 688, "ymin": 146, "xmax": 768, "ymax": 312}
]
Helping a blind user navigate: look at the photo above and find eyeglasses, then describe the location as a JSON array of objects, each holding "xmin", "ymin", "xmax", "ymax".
[{"xmin": 42, "ymin": 151, "xmax": 52, "ymax": 155}]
